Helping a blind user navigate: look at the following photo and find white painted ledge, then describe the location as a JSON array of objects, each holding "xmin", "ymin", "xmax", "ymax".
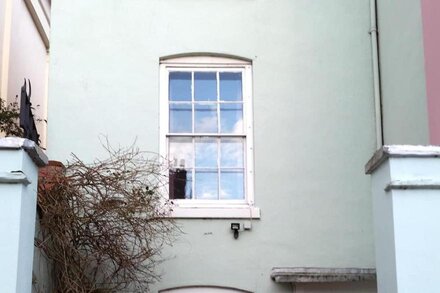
[
  {"xmin": 271, "ymin": 267, "xmax": 376, "ymax": 283},
  {"xmin": 0, "ymin": 171, "xmax": 31, "ymax": 185},
  {"xmin": 0, "ymin": 137, "xmax": 48, "ymax": 167},
  {"xmin": 385, "ymin": 179, "xmax": 440, "ymax": 191},
  {"xmin": 365, "ymin": 145, "xmax": 440, "ymax": 174},
  {"xmin": 170, "ymin": 206, "xmax": 260, "ymax": 219}
]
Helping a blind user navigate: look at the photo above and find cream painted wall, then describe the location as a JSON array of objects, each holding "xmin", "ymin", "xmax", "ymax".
[
  {"xmin": 0, "ymin": 0, "xmax": 11, "ymax": 99},
  {"xmin": 0, "ymin": 0, "xmax": 49, "ymax": 147},
  {"xmin": 0, "ymin": 1, "xmax": 5, "ymax": 82},
  {"xmin": 377, "ymin": 0, "xmax": 429, "ymax": 144}
]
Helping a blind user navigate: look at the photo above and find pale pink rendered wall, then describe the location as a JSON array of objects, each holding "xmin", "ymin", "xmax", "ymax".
[{"xmin": 421, "ymin": 0, "xmax": 440, "ymax": 144}]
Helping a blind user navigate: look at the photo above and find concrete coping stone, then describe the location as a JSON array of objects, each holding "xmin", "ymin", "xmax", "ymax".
[
  {"xmin": 0, "ymin": 137, "xmax": 48, "ymax": 167},
  {"xmin": 270, "ymin": 267, "xmax": 376, "ymax": 283},
  {"xmin": 365, "ymin": 145, "xmax": 440, "ymax": 174}
]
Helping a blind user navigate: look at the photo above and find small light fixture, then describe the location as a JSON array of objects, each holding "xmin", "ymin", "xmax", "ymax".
[{"xmin": 231, "ymin": 223, "xmax": 240, "ymax": 239}]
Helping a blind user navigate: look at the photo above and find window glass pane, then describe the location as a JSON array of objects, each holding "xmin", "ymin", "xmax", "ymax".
[
  {"xmin": 169, "ymin": 138, "xmax": 193, "ymax": 200},
  {"xmin": 220, "ymin": 138, "xmax": 243, "ymax": 168},
  {"xmin": 195, "ymin": 103, "xmax": 217, "ymax": 133},
  {"xmin": 195, "ymin": 137, "xmax": 217, "ymax": 168},
  {"xmin": 195, "ymin": 171, "xmax": 218, "ymax": 199},
  {"xmin": 220, "ymin": 72, "xmax": 242, "ymax": 101},
  {"xmin": 169, "ymin": 137, "xmax": 193, "ymax": 168},
  {"xmin": 194, "ymin": 72, "xmax": 217, "ymax": 101},
  {"xmin": 220, "ymin": 104, "xmax": 243, "ymax": 133},
  {"xmin": 169, "ymin": 72, "xmax": 191, "ymax": 101},
  {"xmin": 220, "ymin": 171, "xmax": 244, "ymax": 200},
  {"xmin": 170, "ymin": 103, "xmax": 192, "ymax": 133},
  {"xmin": 169, "ymin": 169, "xmax": 192, "ymax": 199}
]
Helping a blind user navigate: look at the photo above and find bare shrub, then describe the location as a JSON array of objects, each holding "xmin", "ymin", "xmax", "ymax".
[{"xmin": 37, "ymin": 142, "xmax": 176, "ymax": 292}]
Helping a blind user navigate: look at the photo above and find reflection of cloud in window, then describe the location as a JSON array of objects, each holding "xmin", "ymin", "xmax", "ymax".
[
  {"xmin": 221, "ymin": 138, "xmax": 243, "ymax": 168},
  {"xmin": 220, "ymin": 188, "xmax": 229, "ymax": 198},
  {"xmin": 232, "ymin": 119, "xmax": 243, "ymax": 134},
  {"xmin": 196, "ymin": 138, "xmax": 217, "ymax": 168},
  {"xmin": 195, "ymin": 115, "xmax": 217, "ymax": 133},
  {"xmin": 195, "ymin": 171, "xmax": 218, "ymax": 199},
  {"xmin": 169, "ymin": 141, "xmax": 192, "ymax": 168},
  {"xmin": 220, "ymin": 172, "xmax": 244, "ymax": 200},
  {"xmin": 220, "ymin": 103, "xmax": 243, "ymax": 133},
  {"xmin": 200, "ymin": 191, "xmax": 216, "ymax": 199}
]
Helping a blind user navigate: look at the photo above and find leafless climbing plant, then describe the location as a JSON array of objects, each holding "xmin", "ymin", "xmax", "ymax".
[{"xmin": 36, "ymin": 141, "xmax": 177, "ymax": 293}]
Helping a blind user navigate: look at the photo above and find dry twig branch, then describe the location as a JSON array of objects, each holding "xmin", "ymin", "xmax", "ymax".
[{"xmin": 37, "ymin": 142, "xmax": 177, "ymax": 292}]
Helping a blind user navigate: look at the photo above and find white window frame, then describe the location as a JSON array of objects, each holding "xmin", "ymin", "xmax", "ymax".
[{"xmin": 159, "ymin": 55, "xmax": 260, "ymax": 219}]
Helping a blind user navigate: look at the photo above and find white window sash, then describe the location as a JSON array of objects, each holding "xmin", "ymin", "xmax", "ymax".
[{"xmin": 159, "ymin": 59, "xmax": 257, "ymax": 218}]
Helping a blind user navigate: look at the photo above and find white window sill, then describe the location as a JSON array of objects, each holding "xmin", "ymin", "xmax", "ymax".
[{"xmin": 170, "ymin": 206, "xmax": 261, "ymax": 219}]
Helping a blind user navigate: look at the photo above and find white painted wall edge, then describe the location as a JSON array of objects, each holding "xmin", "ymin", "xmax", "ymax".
[
  {"xmin": 0, "ymin": 137, "xmax": 48, "ymax": 166},
  {"xmin": 385, "ymin": 179, "xmax": 440, "ymax": 191},
  {"xmin": 365, "ymin": 145, "xmax": 440, "ymax": 174},
  {"xmin": 0, "ymin": 171, "xmax": 31, "ymax": 184}
]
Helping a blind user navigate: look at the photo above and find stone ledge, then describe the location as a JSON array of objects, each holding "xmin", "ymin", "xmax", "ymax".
[
  {"xmin": 365, "ymin": 145, "xmax": 440, "ymax": 174},
  {"xmin": 385, "ymin": 179, "xmax": 440, "ymax": 191},
  {"xmin": 0, "ymin": 137, "xmax": 48, "ymax": 167},
  {"xmin": 271, "ymin": 267, "xmax": 376, "ymax": 283},
  {"xmin": 0, "ymin": 171, "xmax": 31, "ymax": 185}
]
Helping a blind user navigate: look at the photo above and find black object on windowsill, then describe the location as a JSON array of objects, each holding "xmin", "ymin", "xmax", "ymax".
[
  {"xmin": 19, "ymin": 79, "xmax": 40, "ymax": 145},
  {"xmin": 169, "ymin": 168, "xmax": 187, "ymax": 199}
]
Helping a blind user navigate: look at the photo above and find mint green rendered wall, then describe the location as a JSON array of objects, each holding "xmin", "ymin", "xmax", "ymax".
[
  {"xmin": 377, "ymin": 0, "xmax": 429, "ymax": 144},
  {"xmin": 49, "ymin": 1, "xmax": 377, "ymax": 292}
]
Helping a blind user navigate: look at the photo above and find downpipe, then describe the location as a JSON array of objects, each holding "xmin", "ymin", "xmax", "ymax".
[{"xmin": 370, "ymin": 0, "xmax": 384, "ymax": 148}]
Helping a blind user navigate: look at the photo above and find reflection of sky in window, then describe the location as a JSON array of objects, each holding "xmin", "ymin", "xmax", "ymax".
[
  {"xmin": 168, "ymin": 70, "xmax": 246, "ymax": 201},
  {"xmin": 170, "ymin": 104, "xmax": 192, "ymax": 132},
  {"xmin": 195, "ymin": 72, "xmax": 216, "ymax": 101},
  {"xmin": 169, "ymin": 72, "xmax": 191, "ymax": 101},
  {"xmin": 195, "ymin": 171, "xmax": 218, "ymax": 199},
  {"xmin": 220, "ymin": 171, "xmax": 244, "ymax": 199},
  {"xmin": 169, "ymin": 137, "xmax": 193, "ymax": 168},
  {"xmin": 169, "ymin": 137, "xmax": 245, "ymax": 200},
  {"xmin": 195, "ymin": 104, "xmax": 217, "ymax": 133},
  {"xmin": 195, "ymin": 138, "xmax": 217, "ymax": 168},
  {"xmin": 220, "ymin": 72, "xmax": 242, "ymax": 101},
  {"xmin": 220, "ymin": 104, "xmax": 243, "ymax": 133},
  {"xmin": 221, "ymin": 138, "xmax": 243, "ymax": 168},
  {"xmin": 185, "ymin": 171, "xmax": 193, "ymax": 199}
]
